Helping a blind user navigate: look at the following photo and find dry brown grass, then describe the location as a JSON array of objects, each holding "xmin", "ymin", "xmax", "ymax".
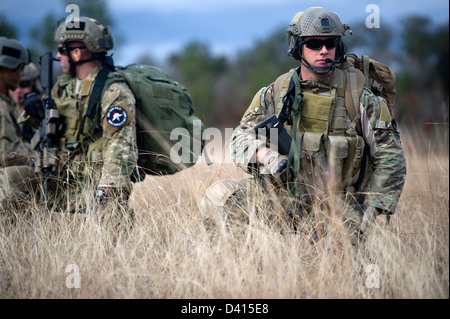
[{"xmin": 0, "ymin": 126, "xmax": 448, "ymax": 299}]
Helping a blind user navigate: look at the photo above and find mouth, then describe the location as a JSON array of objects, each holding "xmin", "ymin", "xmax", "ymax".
[{"xmin": 317, "ymin": 59, "xmax": 329, "ymax": 64}]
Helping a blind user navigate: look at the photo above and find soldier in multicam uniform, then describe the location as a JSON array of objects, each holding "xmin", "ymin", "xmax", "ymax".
[
  {"xmin": 0, "ymin": 37, "xmax": 35, "ymax": 204},
  {"xmin": 0, "ymin": 17, "xmax": 137, "ymax": 212},
  {"xmin": 203, "ymin": 7, "xmax": 406, "ymax": 243},
  {"xmin": 9, "ymin": 62, "xmax": 42, "ymax": 142}
]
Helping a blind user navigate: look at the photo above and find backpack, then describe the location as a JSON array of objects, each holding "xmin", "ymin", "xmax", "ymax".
[
  {"xmin": 339, "ymin": 53, "xmax": 397, "ymax": 134},
  {"xmin": 85, "ymin": 62, "xmax": 206, "ymax": 182},
  {"xmin": 119, "ymin": 64, "xmax": 206, "ymax": 180}
]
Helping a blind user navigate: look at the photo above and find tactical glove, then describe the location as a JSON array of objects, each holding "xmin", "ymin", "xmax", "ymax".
[
  {"xmin": 259, "ymin": 149, "xmax": 292, "ymax": 187},
  {"xmin": 95, "ymin": 187, "xmax": 131, "ymax": 207},
  {"xmin": 23, "ymin": 92, "xmax": 44, "ymax": 120}
]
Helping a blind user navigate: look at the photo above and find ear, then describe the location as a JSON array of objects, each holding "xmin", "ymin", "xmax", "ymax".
[{"xmin": 71, "ymin": 48, "xmax": 82, "ymax": 62}]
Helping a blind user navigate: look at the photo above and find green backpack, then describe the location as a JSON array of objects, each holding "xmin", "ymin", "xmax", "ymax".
[
  {"xmin": 86, "ymin": 62, "xmax": 206, "ymax": 181},
  {"xmin": 118, "ymin": 64, "xmax": 206, "ymax": 180}
]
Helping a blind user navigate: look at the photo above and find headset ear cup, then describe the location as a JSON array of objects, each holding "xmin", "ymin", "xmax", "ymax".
[
  {"xmin": 293, "ymin": 37, "xmax": 302, "ymax": 60},
  {"xmin": 337, "ymin": 39, "xmax": 347, "ymax": 61}
]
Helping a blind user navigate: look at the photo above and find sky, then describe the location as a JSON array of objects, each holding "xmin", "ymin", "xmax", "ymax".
[{"xmin": 2, "ymin": 0, "xmax": 449, "ymax": 67}]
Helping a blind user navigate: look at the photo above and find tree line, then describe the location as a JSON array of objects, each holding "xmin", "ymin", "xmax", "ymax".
[{"xmin": 1, "ymin": 0, "xmax": 448, "ymax": 131}]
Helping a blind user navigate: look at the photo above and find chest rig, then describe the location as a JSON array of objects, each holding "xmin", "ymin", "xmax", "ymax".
[
  {"xmin": 272, "ymin": 67, "xmax": 366, "ymax": 192},
  {"xmin": 51, "ymin": 71, "xmax": 104, "ymax": 177}
]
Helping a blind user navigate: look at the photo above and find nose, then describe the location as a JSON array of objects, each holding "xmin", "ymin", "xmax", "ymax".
[{"xmin": 319, "ymin": 45, "xmax": 330, "ymax": 53}]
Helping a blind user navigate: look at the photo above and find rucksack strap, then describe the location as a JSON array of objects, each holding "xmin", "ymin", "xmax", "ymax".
[
  {"xmin": 342, "ymin": 57, "xmax": 365, "ymax": 135},
  {"xmin": 80, "ymin": 59, "xmax": 115, "ymax": 141}
]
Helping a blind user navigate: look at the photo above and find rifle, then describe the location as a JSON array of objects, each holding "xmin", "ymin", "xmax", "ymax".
[
  {"xmin": 254, "ymin": 114, "xmax": 292, "ymax": 155},
  {"xmin": 34, "ymin": 52, "xmax": 59, "ymax": 210}
]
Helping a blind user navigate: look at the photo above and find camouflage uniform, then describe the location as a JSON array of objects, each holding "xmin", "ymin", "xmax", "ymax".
[
  {"xmin": 52, "ymin": 67, "xmax": 137, "ymax": 191},
  {"xmin": 0, "ymin": 93, "xmax": 33, "ymax": 167},
  {"xmin": 229, "ymin": 69, "xmax": 406, "ymax": 214},
  {"xmin": 0, "ymin": 19, "xmax": 137, "ymax": 211},
  {"xmin": 203, "ymin": 8, "xmax": 407, "ymax": 241},
  {"xmin": 0, "ymin": 37, "xmax": 34, "ymax": 204}
]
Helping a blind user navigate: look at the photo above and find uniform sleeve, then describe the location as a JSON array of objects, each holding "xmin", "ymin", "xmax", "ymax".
[
  {"xmin": 230, "ymin": 85, "xmax": 274, "ymax": 173},
  {"xmin": 0, "ymin": 103, "xmax": 33, "ymax": 167},
  {"xmin": 97, "ymin": 81, "xmax": 138, "ymax": 189},
  {"xmin": 358, "ymin": 88, "xmax": 407, "ymax": 213}
]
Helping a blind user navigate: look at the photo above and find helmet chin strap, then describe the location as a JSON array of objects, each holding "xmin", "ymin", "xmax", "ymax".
[
  {"xmin": 68, "ymin": 55, "xmax": 96, "ymax": 77},
  {"xmin": 300, "ymin": 56, "xmax": 336, "ymax": 74}
]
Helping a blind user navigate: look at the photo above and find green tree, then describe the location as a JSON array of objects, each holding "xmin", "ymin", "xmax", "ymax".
[
  {"xmin": 169, "ymin": 41, "xmax": 228, "ymax": 125},
  {"xmin": 29, "ymin": 0, "xmax": 115, "ymax": 56},
  {"xmin": 61, "ymin": 0, "xmax": 113, "ymax": 27},
  {"xmin": 397, "ymin": 16, "xmax": 449, "ymax": 125},
  {"xmin": 0, "ymin": 13, "xmax": 17, "ymax": 38},
  {"xmin": 342, "ymin": 21, "xmax": 396, "ymax": 64},
  {"xmin": 29, "ymin": 12, "xmax": 58, "ymax": 55}
]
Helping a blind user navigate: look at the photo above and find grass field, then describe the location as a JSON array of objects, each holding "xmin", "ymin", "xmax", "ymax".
[{"xmin": 0, "ymin": 126, "xmax": 448, "ymax": 299}]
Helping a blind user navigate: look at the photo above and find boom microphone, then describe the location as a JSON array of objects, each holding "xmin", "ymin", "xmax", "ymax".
[{"xmin": 325, "ymin": 58, "xmax": 337, "ymax": 63}]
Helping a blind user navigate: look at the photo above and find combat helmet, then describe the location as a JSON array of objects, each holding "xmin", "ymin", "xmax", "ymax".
[
  {"xmin": 20, "ymin": 62, "xmax": 43, "ymax": 94},
  {"xmin": 0, "ymin": 37, "xmax": 30, "ymax": 70},
  {"xmin": 54, "ymin": 16, "xmax": 114, "ymax": 54},
  {"xmin": 286, "ymin": 7, "xmax": 351, "ymax": 73}
]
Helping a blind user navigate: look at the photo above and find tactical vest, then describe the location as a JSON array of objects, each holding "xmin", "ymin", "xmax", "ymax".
[
  {"xmin": 51, "ymin": 72, "xmax": 104, "ymax": 178},
  {"xmin": 270, "ymin": 67, "xmax": 367, "ymax": 190}
]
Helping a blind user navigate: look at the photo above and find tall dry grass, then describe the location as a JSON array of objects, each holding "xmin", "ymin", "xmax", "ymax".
[{"xmin": 0, "ymin": 125, "xmax": 448, "ymax": 299}]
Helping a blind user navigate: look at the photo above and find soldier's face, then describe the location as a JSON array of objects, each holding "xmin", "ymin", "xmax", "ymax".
[
  {"xmin": 301, "ymin": 36, "xmax": 336, "ymax": 73},
  {"xmin": 10, "ymin": 81, "xmax": 32, "ymax": 104},
  {"xmin": 57, "ymin": 44, "xmax": 71, "ymax": 74},
  {"xmin": 0, "ymin": 64, "xmax": 24, "ymax": 90}
]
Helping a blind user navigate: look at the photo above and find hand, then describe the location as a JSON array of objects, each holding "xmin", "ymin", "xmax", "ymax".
[
  {"xmin": 95, "ymin": 187, "xmax": 130, "ymax": 207},
  {"xmin": 24, "ymin": 92, "xmax": 44, "ymax": 119},
  {"xmin": 258, "ymin": 148, "xmax": 293, "ymax": 187},
  {"xmin": 95, "ymin": 187, "xmax": 110, "ymax": 207},
  {"xmin": 360, "ymin": 206, "xmax": 378, "ymax": 233},
  {"xmin": 258, "ymin": 149, "xmax": 288, "ymax": 174}
]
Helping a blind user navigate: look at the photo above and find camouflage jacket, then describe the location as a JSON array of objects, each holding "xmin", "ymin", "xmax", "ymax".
[
  {"xmin": 230, "ymin": 68, "xmax": 406, "ymax": 214},
  {"xmin": 0, "ymin": 93, "xmax": 33, "ymax": 167},
  {"xmin": 51, "ymin": 66, "xmax": 137, "ymax": 190}
]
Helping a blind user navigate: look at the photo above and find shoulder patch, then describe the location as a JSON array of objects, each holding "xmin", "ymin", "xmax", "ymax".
[{"xmin": 103, "ymin": 101, "xmax": 134, "ymax": 134}]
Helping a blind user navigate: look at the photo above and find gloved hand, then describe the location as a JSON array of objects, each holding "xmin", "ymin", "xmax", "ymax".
[
  {"xmin": 360, "ymin": 206, "xmax": 378, "ymax": 233},
  {"xmin": 23, "ymin": 92, "xmax": 44, "ymax": 120},
  {"xmin": 95, "ymin": 187, "xmax": 131, "ymax": 207},
  {"xmin": 259, "ymin": 149, "xmax": 288, "ymax": 175},
  {"xmin": 258, "ymin": 149, "xmax": 293, "ymax": 188},
  {"xmin": 95, "ymin": 187, "xmax": 110, "ymax": 207}
]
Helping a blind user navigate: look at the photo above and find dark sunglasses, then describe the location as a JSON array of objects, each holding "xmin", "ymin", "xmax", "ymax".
[
  {"xmin": 57, "ymin": 45, "xmax": 87, "ymax": 56},
  {"xmin": 19, "ymin": 80, "xmax": 32, "ymax": 88},
  {"xmin": 302, "ymin": 38, "xmax": 338, "ymax": 50}
]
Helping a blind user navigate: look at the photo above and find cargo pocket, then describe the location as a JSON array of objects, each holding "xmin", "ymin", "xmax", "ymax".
[
  {"xmin": 327, "ymin": 135, "xmax": 348, "ymax": 183},
  {"xmin": 345, "ymin": 135, "xmax": 365, "ymax": 186},
  {"xmin": 302, "ymin": 132, "xmax": 323, "ymax": 155}
]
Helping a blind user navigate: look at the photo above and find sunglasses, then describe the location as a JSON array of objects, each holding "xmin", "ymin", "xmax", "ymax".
[
  {"xmin": 57, "ymin": 45, "xmax": 87, "ymax": 56},
  {"xmin": 302, "ymin": 38, "xmax": 338, "ymax": 50},
  {"xmin": 19, "ymin": 80, "xmax": 31, "ymax": 88}
]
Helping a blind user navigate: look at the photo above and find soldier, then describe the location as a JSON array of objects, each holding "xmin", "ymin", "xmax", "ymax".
[
  {"xmin": 1, "ymin": 17, "xmax": 137, "ymax": 213},
  {"xmin": 9, "ymin": 62, "xmax": 42, "ymax": 142},
  {"xmin": 203, "ymin": 7, "xmax": 407, "ymax": 243},
  {"xmin": 0, "ymin": 37, "xmax": 33, "ymax": 167},
  {"xmin": 0, "ymin": 37, "xmax": 35, "ymax": 209}
]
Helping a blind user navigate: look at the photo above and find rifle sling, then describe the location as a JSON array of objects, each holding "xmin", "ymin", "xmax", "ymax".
[{"xmin": 80, "ymin": 66, "xmax": 111, "ymax": 141}]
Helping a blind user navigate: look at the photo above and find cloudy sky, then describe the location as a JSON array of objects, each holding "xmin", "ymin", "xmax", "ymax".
[{"xmin": 2, "ymin": 0, "xmax": 449, "ymax": 66}]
